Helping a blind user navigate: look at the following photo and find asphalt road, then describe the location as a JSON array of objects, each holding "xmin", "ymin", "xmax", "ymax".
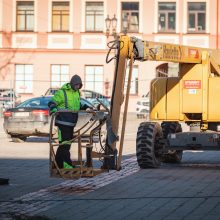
[{"xmin": 1, "ymin": 115, "xmax": 220, "ymax": 220}]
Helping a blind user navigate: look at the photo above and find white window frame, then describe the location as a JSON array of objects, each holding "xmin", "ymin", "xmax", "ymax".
[
  {"xmin": 125, "ymin": 65, "xmax": 139, "ymax": 95},
  {"xmin": 158, "ymin": 2, "xmax": 176, "ymax": 33},
  {"xmin": 85, "ymin": 1, "xmax": 104, "ymax": 32},
  {"xmin": 12, "ymin": 0, "xmax": 38, "ymax": 32},
  {"xmin": 85, "ymin": 65, "xmax": 104, "ymax": 94},
  {"xmin": 117, "ymin": 0, "xmax": 143, "ymax": 34},
  {"xmin": 51, "ymin": 64, "xmax": 70, "ymax": 88},
  {"xmin": 48, "ymin": 0, "xmax": 73, "ymax": 32},
  {"xmin": 121, "ymin": 2, "xmax": 140, "ymax": 33},
  {"xmin": 81, "ymin": 0, "xmax": 107, "ymax": 32},
  {"xmin": 154, "ymin": 0, "xmax": 179, "ymax": 34},
  {"xmin": 183, "ymin": 0, "xmax": 209, "ymax": 34},
  {"xmin": 15, "ymin": 64, "xmax": 33, "ymax": 94}
]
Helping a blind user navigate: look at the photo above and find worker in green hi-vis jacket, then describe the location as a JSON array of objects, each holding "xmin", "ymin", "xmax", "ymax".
[{"xmin": 48, "ymin": 75, "xmax": 89, "ymax": 169}]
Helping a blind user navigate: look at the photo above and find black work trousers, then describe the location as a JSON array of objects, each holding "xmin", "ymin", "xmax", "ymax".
[{"xmin": 55, "ymin": 124, "xmax": 74, "ymax": 168}]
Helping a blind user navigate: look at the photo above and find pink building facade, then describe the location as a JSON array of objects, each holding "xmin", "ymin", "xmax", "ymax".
[{"xmin": 0, "ymin": 0, "xmax": 219, "ymax": 110}]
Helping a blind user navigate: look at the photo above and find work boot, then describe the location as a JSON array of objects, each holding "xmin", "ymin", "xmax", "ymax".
[{"xmin": 63, "ymin": 162, "xmax": 74, "ymax": 169}]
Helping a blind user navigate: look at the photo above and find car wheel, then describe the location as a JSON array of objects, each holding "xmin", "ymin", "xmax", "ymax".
[{"xmin": 11, "ymin": 135, "xmax": 27, "ymax": 143}]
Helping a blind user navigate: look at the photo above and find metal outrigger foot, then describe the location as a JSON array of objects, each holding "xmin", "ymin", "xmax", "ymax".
[{"xmin": 49, "ymin": 108, "xmax": 113, "ymax": 179}]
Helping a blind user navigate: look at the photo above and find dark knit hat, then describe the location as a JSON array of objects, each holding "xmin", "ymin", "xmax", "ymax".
[{"xmin": 70, "ymin": 74, "xmax": 83, "ymax": 90}]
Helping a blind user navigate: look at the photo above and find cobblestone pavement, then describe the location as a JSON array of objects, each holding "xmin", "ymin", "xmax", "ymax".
[{"xmin": 1, "ymin": 116, "xmax": 220, "ymax": 220}]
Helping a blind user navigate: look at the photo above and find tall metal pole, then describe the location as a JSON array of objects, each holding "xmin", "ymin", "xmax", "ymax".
[
  {"xmin": 10, "ymin": 80, "xmax": 13, "ymax": 108},
  {"xmin": 117, "ymin": 52, "xmax": 134, "ymax": 170}
]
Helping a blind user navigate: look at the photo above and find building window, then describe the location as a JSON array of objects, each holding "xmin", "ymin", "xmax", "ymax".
[
  {"xmin": 121, "ymin": 2, "xmax": 139, "ymax": 33},
  {"xmin": 158, "ymin": 2, "xmax": 176, "ymax": 32},
  {"xmin": 125, "ymin": 66, "xmax": 138, "ymax": 95},
  {"xmin": 51, "ymin": 65, "xmax": 69, "ymax": 87},
  {"xmin": 16, "ymin": 1, "xmax": 34, "ymax": 31},
  {"xmin": 52, "ymin": 2, "xmax": 69, "ymax": 32},
  {"xmin": 85, "ymin": 66, "xmax": 104, "ymax": 94},
  {"xmin": 85, "ymin": 2, "xmax": 104, "ymax": 32},
  {"xmin": 15, "ymin": 64, "xmax": 33, "ymax": 93},
  {"xmin": 188, "ymin": 2, "xmax": 206, "ymax": 32}
]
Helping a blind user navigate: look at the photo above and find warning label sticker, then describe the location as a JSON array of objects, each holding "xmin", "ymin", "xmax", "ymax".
[
  {"xmin": 188, "ymin": 48, "xmax": 199, "ymax": 59},
  {"xmin": 183, "ymin": 80, "xmax": 201, "ymax": 89}
]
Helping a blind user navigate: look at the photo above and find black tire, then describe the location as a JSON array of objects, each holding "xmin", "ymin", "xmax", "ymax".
[
  {"xmin": 11, "ymin": 135, "xmax": 27, "ymax": 143},
  {"xmin": 136, "ymin": 122, "xmax": 163, "ymax": 168},
  {"xmin": 161, "ymin": 122, "xmax": 183, "ymax": 163}
]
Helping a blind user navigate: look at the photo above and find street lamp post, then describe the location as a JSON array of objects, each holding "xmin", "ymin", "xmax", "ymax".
[
  {"xmin": 105, "ymin": 14, "xmax": 129, "ymax": 39},
  {"xmin": 105, "ymin": 14, "xmax": 118, "ymax": 39},
  {"xmin": 122, "ymin": 17, "xmax": 129, "ymax": 35}
]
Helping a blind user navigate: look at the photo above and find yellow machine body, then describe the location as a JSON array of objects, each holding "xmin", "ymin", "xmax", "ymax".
[{"xmin": 150, "ymin": 53, "xmax": 220, "ymax": 123}]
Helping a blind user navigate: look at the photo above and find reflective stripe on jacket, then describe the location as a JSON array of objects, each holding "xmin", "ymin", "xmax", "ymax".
[{"xmin": 52, "ymin": 83, "xmax": 80, "ymax": 126}]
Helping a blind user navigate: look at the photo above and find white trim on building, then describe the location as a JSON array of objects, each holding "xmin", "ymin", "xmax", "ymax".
[
  {"xmin": 80, "ymin": 35, "xmax": 106, "ymax": 49},
  {"xmin": 12, "ymin": 0, "xmax": 16, "ymax": 32},
  {"xmin": 154, "ymin": 35, "xmax": 180, "ymax": 44},
  {"xmin": 48, "ymin": 0, "xmax": 52, "ymax": 32},
  {"xmin": 69, "ymin": 0, "xmax": 73, "ymax": 32},
  {"xmin": 183, "ymin": 35, "xmax": 209, "ymax": 48},
  {"xmin": 47, "ymin": 34, "xmax": 73, "ymax": 49},
  {"xmin": 34, "ymin": 0, "xmax": 38, "ymax": 32},
  {"xmin": 0, "ymin": 33, "xmax": 2, "ymax": 48},
  {"xmin": 0, "ymin": 0, "xmax": 2, "ymax": 31},
  {"xmin": 12, "ymin": 34, "xmax": 37, "ymax": 48}
]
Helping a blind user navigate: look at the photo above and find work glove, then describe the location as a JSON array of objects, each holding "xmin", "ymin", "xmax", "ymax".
[
  {"xmin": 48, "ymin": 101, "xmax": 57, "ymax": 116},
  {"xmin": 49, "ymin": 107, "xmax": 57, "ymax": 116},
  {"xmin": 81, "ymin": 103, "xmax": 93, "ymax": 111}
]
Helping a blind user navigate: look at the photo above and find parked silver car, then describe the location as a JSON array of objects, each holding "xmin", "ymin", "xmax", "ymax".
[{"xmin": 3, "ymin": 96, "xmax": 97, "ymax": 142}]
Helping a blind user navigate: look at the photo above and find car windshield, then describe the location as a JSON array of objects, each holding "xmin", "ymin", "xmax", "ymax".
[
  {"xmin": 17, "ymin": 97, "xmax": 52, "ymax": 108},
  {"xmin": 142, "ymin": 102, "xmax": 149, "ymax": 106},
  {"xmin": 17, "ymin": 96, "xmax": 94, "ymax": 109},
  {"xmin": 81, "ymin": 98, "xmax": 94, "ymax": 108},
  {"xmin": 45, "ymin": 88, "xmax": 109, "ymax": 98},
  {"xmin": 81, "ymin": 90, "xmax": 108, "ymax": 99},
  {"xmin": 45, "ymin": 88, "xmax": 59, "ymax": 96}
]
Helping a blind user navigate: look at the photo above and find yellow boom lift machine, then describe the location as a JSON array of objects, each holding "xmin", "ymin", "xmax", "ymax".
[
  {"xmin": 49, "ymin": 35, "xmax": 220, "ymax": 179},
  {"xmin": 110, "ymin": 36, "xmax": 220, "ymax": 169}
]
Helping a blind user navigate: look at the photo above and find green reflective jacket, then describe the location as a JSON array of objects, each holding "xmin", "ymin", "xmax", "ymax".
[{"xmin": 52, "ymin": 83, "xmax": 80, "ymax": 111}]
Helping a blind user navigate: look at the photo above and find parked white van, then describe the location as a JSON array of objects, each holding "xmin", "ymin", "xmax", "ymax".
[{"xmin": 136, "ymin": 93, "xmax": 150, "ymax": 119}]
